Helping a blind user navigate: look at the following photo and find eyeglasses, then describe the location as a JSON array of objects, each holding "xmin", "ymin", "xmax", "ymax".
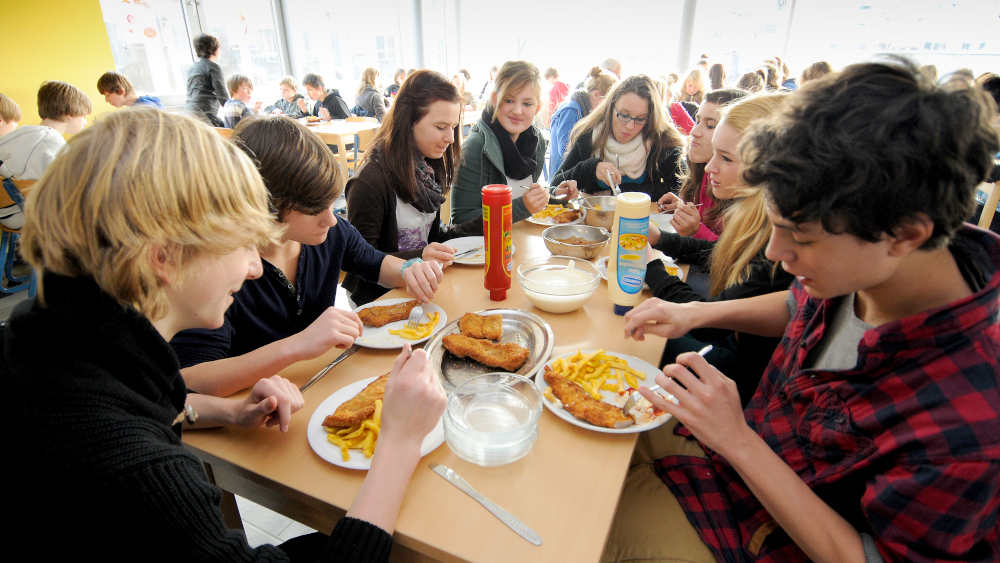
[{"xmin": 614, "ymin": 110, "xmax": 647, "ymax": 126}]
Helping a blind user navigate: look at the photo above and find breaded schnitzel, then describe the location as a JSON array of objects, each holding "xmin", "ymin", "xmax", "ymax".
[
  {"xmin": 458, "ymin": 313, "xmax": 503, "ymax": 340},
  {"xmin": 552, "ymin": 209, "xmax": 581, "ymax": 223},
  {"xmin": 358, "ymin": 300, "xmax": 418, "ymax": 328},
  {"xmin": 322, "ymin": 374, "xmax": 388, "ymax": 428},
  {"xmin": 543, "ymin": 368, "xmax": 633, "ymax": 429},
  {"xmin": 442, "ymin": 333, "xmax": 529, "ymax": 371}
]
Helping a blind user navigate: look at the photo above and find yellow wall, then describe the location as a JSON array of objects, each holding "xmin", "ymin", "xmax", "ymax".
[{"xmin": 2, "ymin": 0, "xmax": 116, "ymax": 126}]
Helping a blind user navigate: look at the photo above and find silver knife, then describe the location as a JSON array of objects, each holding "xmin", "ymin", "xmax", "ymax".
[
  {"xmin": 429, "ymin": 463, "xmax": 542, "ymax": 546},
  {"xmin": 299, "ymin": 344, "xmax": 358, "ymax": 391},
  {"xmin": 453, "ymin": 246, "xmax": 483, "ymax": 258}
]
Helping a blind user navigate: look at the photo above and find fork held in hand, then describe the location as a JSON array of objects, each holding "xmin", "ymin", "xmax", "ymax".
[{"xmin": 406, "ymin": 304, "xmax": 426, "ymax": 329}]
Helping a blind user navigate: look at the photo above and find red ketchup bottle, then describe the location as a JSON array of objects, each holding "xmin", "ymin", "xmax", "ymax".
[{"xmin": 481, "ymin": 184, "xmax": 513, "ymax": 301}]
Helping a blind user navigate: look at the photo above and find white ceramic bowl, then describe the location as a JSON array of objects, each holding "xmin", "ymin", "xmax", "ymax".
[{"xmin": 516, "ymin": 255, "xmax": 600, "ymax": 314}]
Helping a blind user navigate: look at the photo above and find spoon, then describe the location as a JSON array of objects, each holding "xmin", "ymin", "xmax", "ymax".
[
  {"xmin": 622, "ymin": 345, "xmax": 713, "ymax": 416},
  {"xmin": 605, "ymin": 171, "xmax": 622, "ymax": 196}
]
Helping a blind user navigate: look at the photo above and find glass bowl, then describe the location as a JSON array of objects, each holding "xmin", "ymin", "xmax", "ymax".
[
  {"xmin": 516, "ymin": 255, "xmax": 600, "ymax": 314},
  {"xmin": 443, "ymin": 373, "xmax": 542, "ymax": 466}
]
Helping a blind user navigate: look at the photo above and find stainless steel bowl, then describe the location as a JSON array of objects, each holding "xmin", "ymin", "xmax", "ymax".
[
  {"xmin": 582, "ymin": 195, "xmax": 617, "ymax": 230},
  {"xmin": 542, "ymin": 224, "xmax": 611, "ymax": 259}
]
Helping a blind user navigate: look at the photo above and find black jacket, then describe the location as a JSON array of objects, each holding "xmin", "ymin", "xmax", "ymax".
[
  {"xmin": 185, "ymin": 58, "xmax": 228, "ymax": 126},
  {"xmin": 344, "ymin": 156, "xmax": 480, "ymax": 305},
  {"xmin": 313, "ymin": 89, "xmax": 352, "ymax": 120},
  {"xmin": 649, "ymin": 233, "xmax": 794, "ymax": 404},
  {"xmin": 5, "ymin": 273, "xmax": 392, "ymax": 561},
  {"xmin": 551, "ymin": 132, "xmax": 683, "ymax": 201}
]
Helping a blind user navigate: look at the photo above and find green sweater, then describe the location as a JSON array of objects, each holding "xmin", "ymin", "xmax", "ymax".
[{"xmin": 451, "ymin": 117, "xmax": 547, "ymax": 224}]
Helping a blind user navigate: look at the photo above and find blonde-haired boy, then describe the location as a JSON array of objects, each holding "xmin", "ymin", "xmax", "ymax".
[
  {"xmin": 96, "ymin": 71, "xmax": 162, "ymax": 108},
  {"xmin": 0, "ymin": 81, "xmax": 92, "ymax": 228},
  {"xmin": 0, "ymin": 92, "xmax": 21, "ymax": 136}
]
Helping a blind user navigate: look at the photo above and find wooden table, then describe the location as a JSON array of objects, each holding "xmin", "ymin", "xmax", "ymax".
[
  {"xmin": 303, "ymin": 118, "xmax": 380, "ymax": 146},
  {"xmin": 183, "ymin": 221, "xmax": 668, "ymax": 562}
]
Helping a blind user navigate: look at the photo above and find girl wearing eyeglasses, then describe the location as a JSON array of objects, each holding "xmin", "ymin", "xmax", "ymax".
[
  {"xmin": 451, "ymin": 60, "xmax": 577, "ymax": 224},
  {"xmin": 551, "ymin": 75, "xmax": 684, "ymax": 202}
]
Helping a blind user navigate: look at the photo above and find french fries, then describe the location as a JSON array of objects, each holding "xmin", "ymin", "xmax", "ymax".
[
  {"xmin": 531, "ymin": 204, "xmax": 572, "ymax": 219},
  {"xmin": 546, "ymin": 349, "xmax": 646, "ymax": 400},
  {"xmin": 388, "ymin": 311, "xmax": 440, "ymax": 340},
  {"xmin": 324, "ymin": 399, "xmax": 382, "ymax": 461}
]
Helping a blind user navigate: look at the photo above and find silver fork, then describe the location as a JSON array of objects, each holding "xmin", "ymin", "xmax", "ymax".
[{"xmin": 405, "ymin": 303, "xmax": 426, "ymax": 329}]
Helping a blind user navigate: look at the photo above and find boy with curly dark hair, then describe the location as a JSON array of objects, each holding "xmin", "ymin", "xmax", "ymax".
[{"xmin": 610, "ymin": 59, "xmax": 1000, "ymax": 562}]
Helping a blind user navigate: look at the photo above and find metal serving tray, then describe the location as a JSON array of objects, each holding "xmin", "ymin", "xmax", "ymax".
[{"xmin": 423, "ymin": 308, "xmax": 554, "ymax": 392}]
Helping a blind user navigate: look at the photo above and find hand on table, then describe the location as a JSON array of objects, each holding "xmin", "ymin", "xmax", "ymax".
[
  {"xmin": 522, "ymin": 184, "xmax": 550, "ymax": 215},
  {"xmin": 596, "ymin": 162, "xmax": 622, "ymax": 187},
  {"xmin": 640, "ymin": 352, "xmax": 751, "ymax": 458},
  {"xmin": 623, "ymin": 298, "xmax": 700, "ymax": 341},
  {"xmin": 380, "ymin": 344, "xmax": 447, "ymax": 447},
  {"xmin": 318, "ymin": 107, "xmax": 331, "ymax": 121},
  {"xmin": 235, "ymin": 375, "xmax": 305, "ymax": 432},
  {"xmin": 403, "ymin": 259, "xmax": 444, "ymax": 302},
  {"xmin": 293, "ymin": 306, "xmax": 363, "ymax": 359},
  {"xmin": 253, "ymin": 100, "xmax": 263, "ymax": 113},
  {"xmin": 422, "ymin": 242, "xmax": 456, "ymax": 269},
  {"xmin": 671, "ymin": 202, "xmax": 702, "ymax": 237},
  {"xmin": 648, "ymin": 222, "xmax": 662, "ymax": 246},
  {"xmin": 552, "ymin": 180, "xmax": 578, "ymax": 200}
]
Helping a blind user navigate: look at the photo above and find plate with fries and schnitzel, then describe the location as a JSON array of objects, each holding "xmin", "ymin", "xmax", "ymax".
[
  {"xmin": 526, "ymin": 204, "xmax": 585, "ymax": 226},
  {"xmin": 307, "ymin": 373, "xmax": 445, "ymax": 469},
  {"xmin": 536, "ymin": 349, "xmax": 674, "ymax": 434},
  {"xmin": 424, "ymin": 309, "xmax": 554, "ymax": 391},
  {"xmin": 353, "ymin": 298, "xmax": 447, "ymax": 349}
]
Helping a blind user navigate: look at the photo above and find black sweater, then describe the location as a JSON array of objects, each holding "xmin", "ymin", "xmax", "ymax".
[
  {"xmin": 344, "ymin": 155, "xmax": 480, "ymax": 305},
  {"xmin": 649, "ymin": 233, "xmax": 794, "ymax": 404},
  {"xmin": 5, "ymin": 274, "xmax": 392, "ymax": 561},
  {"xmin": 550, "ymin": 132, "xmax": 683, "ymax": 201}
]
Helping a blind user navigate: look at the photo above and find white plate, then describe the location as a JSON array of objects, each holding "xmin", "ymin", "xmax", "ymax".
[
  {"xmin": 595, "ymin": 252, "xmax": 684, "ymax": 288},
  {"xmin": 650, "ymin": 213, "xmax": 677, "ymax": 234},
  {"xmin": 353, "ymin": 298, "xmax": 447, "ymax": 349},
  {"xmin": 448, "ymin": 236, "xmax": 516, "ymax": 266},
  {"xmin": 536, "ymin": 350, "xmax": 672, "ymax": 434},
  {"xmin": 307, "ymin": 375, "xmax": 445, "ymax": 470},
  {"xmin": 526, "ymin": 208, "xmax": 585, "ymax": 226}
]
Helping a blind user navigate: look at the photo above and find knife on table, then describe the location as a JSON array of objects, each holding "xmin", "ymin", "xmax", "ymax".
[
  {"xmin": 429, "ymin": 463, "xmax": 542, "ymax": 546},
  {"xmin": 299, "ymin": 344, "xmax": 358, "ymax": 391}
]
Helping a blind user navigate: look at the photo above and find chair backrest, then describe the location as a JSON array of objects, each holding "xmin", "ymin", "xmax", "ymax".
[
  {"xmin": 978, "ymin": 181, "xmax": 998, "ymax": 230},
  {"xmin": 0, "ymin": 178, "xmax": 34, "ymax": 209},
  {"xmin": 215, "ymin": 127, "xmax": 234, "ymax": 139}
]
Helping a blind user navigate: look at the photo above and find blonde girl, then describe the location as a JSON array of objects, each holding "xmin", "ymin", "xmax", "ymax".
[
  {"xmin": 356, "ymin": 67, "xmax": 386, "ymax": 121},
  {"xmin": 451, "ymin": 60, "xmax": 577, "ymax": 224}
]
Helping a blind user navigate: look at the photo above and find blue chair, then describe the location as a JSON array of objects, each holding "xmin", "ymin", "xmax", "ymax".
[{"xmin": 0, "ymin": 178, "xmax": 35, "ymax": 297}]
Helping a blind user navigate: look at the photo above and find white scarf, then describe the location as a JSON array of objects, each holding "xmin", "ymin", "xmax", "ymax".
[{"xmin": 595, "ymin": 127, "xmax": 649, "ymax": 180}]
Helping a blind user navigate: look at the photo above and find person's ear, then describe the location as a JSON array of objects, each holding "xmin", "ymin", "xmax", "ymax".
[
  {"xmin": 148, "ymin": 244, "xmax": 177, "ymax": 285},
  {"xmin": 888, "ymin": 214, "xmax": 934, "ymax": 257}
]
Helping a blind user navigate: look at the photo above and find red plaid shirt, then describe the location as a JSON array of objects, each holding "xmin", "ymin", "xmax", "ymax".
[{"xmin": 656, "ymin": 226, "xmax": 1000, "ymax": 562}]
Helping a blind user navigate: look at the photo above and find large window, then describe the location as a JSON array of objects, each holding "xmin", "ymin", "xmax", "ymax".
[
  {"xmin": 99, "ymin": 0, "xmax": 194, "ymax": 105},
  {"xmin": 197, "ymin": 0, "xmax": 286, "ymax": 103}
]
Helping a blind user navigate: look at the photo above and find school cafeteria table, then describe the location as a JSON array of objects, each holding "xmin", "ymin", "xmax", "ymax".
[
  {"xmin": 303, "ymin": 118, "xmax": 380, "ymax": 146},
  {"xmin": 183, "ymin": 220, "xmax": 670, "ymax": 562}
]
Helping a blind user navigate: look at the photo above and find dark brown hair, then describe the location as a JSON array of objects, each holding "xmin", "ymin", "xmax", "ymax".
[
  {"xmin": 677, "ymin": 89, "xmax": 747, "ymax": 227},
  {"xmin": 360, "ymin": 70, "xmax": 462, "ymax": 203},
  {"xmin": 231, "ymin": 115, "xmax": 342, "ymax": 218},
  {"xmin": 708, "ymin": 64, "xmax": 726, "ymax": 90},
  {"xmin": 193, "ymin": 34, "xmax": 219, "ymax": 59},
  {"xmin": 226, "ymin": 74, "xmax": 252, "ymax": 96},
  {"xmin": 37, "ymin": 81, "xmax": 92, "ymax": 120},
  {"xmin": 743, "ymin": 57, "xmax": 998, "ymax": 248},
  {"xmin": 97, "ymin": 71, "xmax": 135, "ymax": 96}
]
